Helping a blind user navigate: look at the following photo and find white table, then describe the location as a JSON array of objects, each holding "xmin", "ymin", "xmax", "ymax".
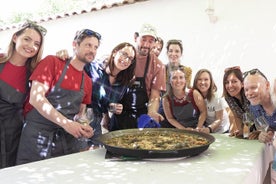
[{"xmin": 0, "ymin": 134, "xmax": 274, "ymax": 184}]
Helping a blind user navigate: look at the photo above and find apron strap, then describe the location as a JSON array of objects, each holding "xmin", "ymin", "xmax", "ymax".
[
  {"xmin": 52, "ymin": 59, "xmax": 84, "ymax": 94},
  {"xmin": 0, "ymin": 123, "xmax": 6, "ymax": 167},
  {"xmin": 143, "ymin": 55, "xmax": 150, "ymax": 78}
]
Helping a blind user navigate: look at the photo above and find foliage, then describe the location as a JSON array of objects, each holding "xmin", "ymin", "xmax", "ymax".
[{"xmin": 0, "ymin": 0, "xmax": 98, "ymax": 27}]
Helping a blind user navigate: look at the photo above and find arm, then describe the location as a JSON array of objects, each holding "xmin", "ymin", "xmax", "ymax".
[
  {"xmin": 163, "ymin": 96, "xmax": 189, "ymax": 130},
  {"xmin": 209, "ymin": 110, "xmax": 223, "ymax": 132},
  {"xmin": 184, "ymin": 66, "xmax": 192, "ymax": 89},
  {"xmin": 147, "ymin": 88, "xmax": 164, "ymax": 122},
  {"xmin": 226, "ymin": 107, "xmax": 243, "ymax": 137},
  {"xmin": 193, "ymin": 89, "xmax": 207, "ymax": 129},
  {"xmin": 29, "ymin": 80, "xmax": 93, "ymax": 139},
  {"xmin": 56, "ymin": 49, "xmax": 70, "ymax": 60}
]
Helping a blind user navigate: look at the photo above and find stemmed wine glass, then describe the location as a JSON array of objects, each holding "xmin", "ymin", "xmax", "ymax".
[
  {"xmin": 74, "ymin": 108, "xmax": 94, "ymax": 125},
  {"xmin": 254, "ymin": 116, "xmax": 271, "ymax": 145},
  {"xmin": 242, "ymin": 112, "xmax": 254, "ymax": 139},
  {"xmin": 254, "ymin": 116, "xmax": 269, "ymax": 132},
  {"xmin": 74, "ymin": 108, "xmax": 94, "ymax": 150}
]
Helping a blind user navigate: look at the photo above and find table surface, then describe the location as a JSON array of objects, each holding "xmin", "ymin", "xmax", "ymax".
[{"xmin": 0, "ymin": 134, "xmax": 274, "ymax": 184}]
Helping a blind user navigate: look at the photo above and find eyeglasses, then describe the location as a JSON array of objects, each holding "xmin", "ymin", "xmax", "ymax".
[
  {"xmin": 74, "ymin": 29, "xmax": 101, "ymax": 41},
  {"xmin": 21, "ymin": 19, "xmax": 47, "ymax": 36},
  {"xmin": 224, "ymin": 66, "xmax": 241, "ymax": 73},
  {"xmin": 243, "ymin": 68, "xmax": 267, "ymax": 80},
  {"xmin": 118, "ymin": 51, "xmax": 134, "ymax": 63}
]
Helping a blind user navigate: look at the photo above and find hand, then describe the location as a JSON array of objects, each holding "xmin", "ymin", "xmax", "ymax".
[
  {"xmin": 108, "ymin": 103, "xmax": 123, "ymax": 115},
  {"xmin": 56, "ymin": 49, "xmax": 69, "ymax": 60},
  {"xmin": 197, "ymin": 127, "xmax": 210, "ymax": 134},
  {"xmin": 63, "ymin": 120, "xmax": 94, "ymax": 139},
  {"xmin": 230, "ymin": 129, "xmax": 243, "ymax": 138},
  {"xmin": 258, "ymin": 131, "xmax": 274, "ymax": 143},
  {"xmin": 248, "ymin": 131, "xmax": 260, "ymax": 140},
  {"xmin": 80, "ymin": 123, "xmax": 94, "ymax": 138},
  {"xmin": 147, "ymin": 111, "xmax": 164, "ymax": 122}
]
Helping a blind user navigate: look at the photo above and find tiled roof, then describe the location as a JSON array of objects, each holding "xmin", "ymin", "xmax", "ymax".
[{"xmin": 0, "ymin": 0, "xmax": 147, "ymax": 32}]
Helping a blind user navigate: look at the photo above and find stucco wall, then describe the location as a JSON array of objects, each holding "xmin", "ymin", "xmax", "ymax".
[{"xmin": 1, "ymin": 0, "xmax": 276, "ymax": 94}]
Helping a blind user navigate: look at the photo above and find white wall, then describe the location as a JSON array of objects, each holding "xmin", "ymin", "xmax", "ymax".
[{"xmin": 1, "ymin": 0, "xmax": 276, "ymax": 94}]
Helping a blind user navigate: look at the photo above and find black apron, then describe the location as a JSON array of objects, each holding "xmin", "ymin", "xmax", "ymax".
[
  {"xmin": 16, "ymin": 59, "xmax": 84, "ymax": 165},
  {"xmin": 110, "ymin": 56, "xmax": 150, "ymax": 130},
  {"xmin": 0, "ymin": 62, "xmax": 29, "ymax": 168}
]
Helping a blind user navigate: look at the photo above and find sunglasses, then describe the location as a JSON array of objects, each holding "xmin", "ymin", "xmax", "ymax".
[
  {"xmin": 167, "ymin": 39, "xmax": 182, "ymax": 45},
  {"xmin": 74, "ymin": 29, "xmax": 101, "ymax": 41},
  {"xmin": 243, "ymin": 68, "xmax": 267, "ymax": 80},
  {"xmin": 21, "ymin": 19, "xmax": 47, "ymax": 36},
  {"xmin": 224, "ymin": 66, "xmax": 241, "ymax": 73}
]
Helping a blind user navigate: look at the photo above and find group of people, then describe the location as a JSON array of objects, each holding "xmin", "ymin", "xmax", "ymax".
[{"xmin": 0, "ymin": 20, "xmax": 276, "ymax": 183}]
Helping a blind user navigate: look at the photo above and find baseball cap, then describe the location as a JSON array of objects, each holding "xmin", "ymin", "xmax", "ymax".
[{"xmin": 139, "ymin": 23, "xmax": 157, "ymax": 39}]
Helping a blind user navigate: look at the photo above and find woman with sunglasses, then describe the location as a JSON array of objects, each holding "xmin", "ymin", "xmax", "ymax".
[
  {"xmin": 162, "ymin": 67, "xmax": 206, "ymax": 130},
  {"xmin": 222, "ymin": 66, "xmax": 251, "ymax": 138},
  {"xmin": 0, "ymin": 20, "xmax": 46, "ymax": 168},
  {"xmin": 193, "ymin": 69, "xmax": 230, "ymax": 133}
]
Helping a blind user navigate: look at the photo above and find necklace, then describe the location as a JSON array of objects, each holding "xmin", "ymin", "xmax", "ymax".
[{"xmin": 173, "ymin": 94, "xmax": 187, "ymax": 103}]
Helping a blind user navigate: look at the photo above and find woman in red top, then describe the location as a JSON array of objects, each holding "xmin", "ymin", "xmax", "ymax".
[{"xmin": 0, "ymin": 20, "xmax": 46, "ymax": 168}]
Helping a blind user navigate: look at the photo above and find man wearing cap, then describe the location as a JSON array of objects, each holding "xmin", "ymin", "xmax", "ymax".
[{"xmin": 110, "ymin": 24, "xmax": 166, "ymax": 130}]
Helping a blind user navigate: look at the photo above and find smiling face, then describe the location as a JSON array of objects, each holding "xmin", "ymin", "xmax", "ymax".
[
  {"xmin": 74, "ymin": 36, "xmax": 99, "ymax": 64},
  {"xmin": 196, "ymin": 71, "xmax": 211, "ymax": 97},
  {"xmin": 113, "ymin": 46, "xmax": 135, "ymax": 71},
  {"xmin": 224, "ymin": 73, "xmax": 243, "ymax": 98},
  {"xmin": 13, "ymin": 28, "xmax": 42, "ymax": 59},
  {"xmin": 167, "ymin": 43, "xmax": 182, "ymax": 67},
  {"xmin": 170, "ymin": 69, "xmax": 186, "ymax": 91},
  {"xmin": 137, "ymin": 35, "xmax": 155, "ymax": 56},
  {"xmin": 151, "ymin": 41, "xmax": 163, "ymax": 57},
  {"xmin": 243, "ymin": 74, "xmax": 270, "ymax": 106}
]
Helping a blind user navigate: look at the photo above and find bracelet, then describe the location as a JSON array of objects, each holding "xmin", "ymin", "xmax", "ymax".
[{"xmin": 207, "ymin": 126, "xmax": 213, "ymax": 133}]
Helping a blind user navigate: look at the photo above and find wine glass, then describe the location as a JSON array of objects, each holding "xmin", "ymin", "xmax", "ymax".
[
  {"xmin": 108, "ymin": 103, "xmax": 118, "ymax": 114},
  {"xmin": 254, "ymin": 116, "xmax": 271, "ymax": 145},
  {"xmin": 242, "ymin": 112, "xmax": 254, "ymax": 139},
  {"xmin": 74, "ymin": 108, "xmax": 94, "ymax": 150},
  {"xmin": 74, "ymin": 108, "xmax": 94, "ymax": 125},
  {"xmin": 254, "ymin": 116, "xmax": 269, "ymax": 132}
]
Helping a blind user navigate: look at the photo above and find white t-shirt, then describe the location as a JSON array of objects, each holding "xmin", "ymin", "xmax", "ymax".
[{"xmin": 205, "ymin": 94, "xmax": 230, "ymax": 133}]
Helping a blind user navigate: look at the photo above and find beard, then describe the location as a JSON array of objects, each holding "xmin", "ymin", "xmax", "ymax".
[
  {"xmin": 77, "ymin": 53, "xmax": 95, "ymax": 64},
  {"xmin": 138, "ymin": 47, "xmax": 150, "ymax": 56}
]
